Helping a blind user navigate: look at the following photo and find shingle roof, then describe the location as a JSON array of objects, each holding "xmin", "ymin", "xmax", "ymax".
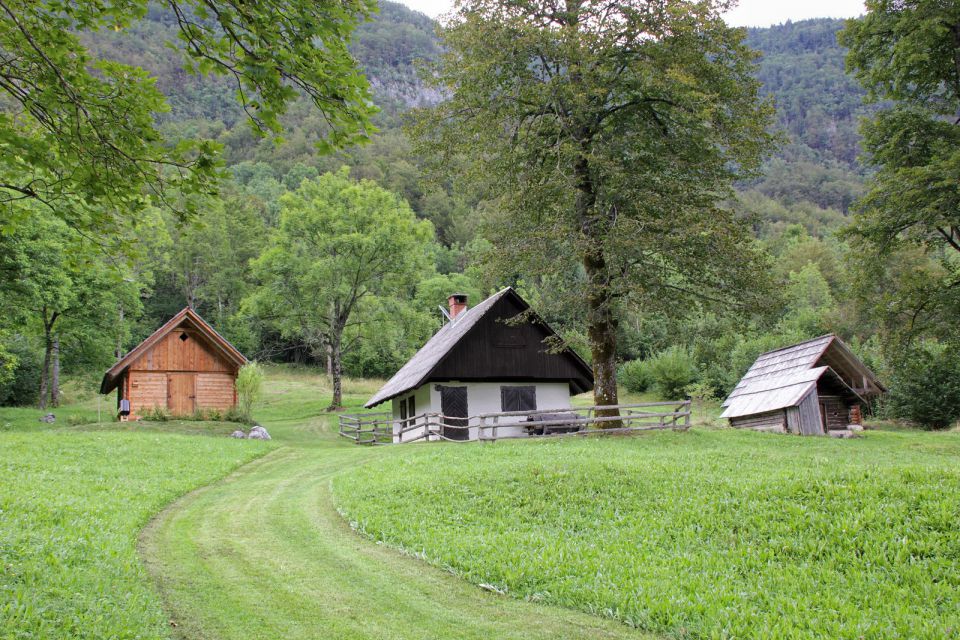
[
  {"xmin": 723, "ymin": 335, "xmax": 835, "ymax": 407},
  {"xmin": 364, "ymin": 287, "xmax": 594, "ymax": 408},
  {"xmin": 721, "ymin": 365, "xmax": 866, "ymax": 419},
  {"xmin": 365, "ymin": 288, "xmax": 513, "ymax": 408},
  {"xmin": 720, "ymin": 366, "xmax": 826, "ymax": 419}
]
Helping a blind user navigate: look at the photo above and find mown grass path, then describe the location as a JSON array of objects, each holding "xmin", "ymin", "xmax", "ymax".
[{"xmin": 140, "ymin": 430, "xmax": 654, "ymax": 639}]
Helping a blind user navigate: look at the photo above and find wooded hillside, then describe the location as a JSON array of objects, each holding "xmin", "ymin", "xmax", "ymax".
[{"xmin": 2, "ymin": 3, "xmax": 956, "ymax": 427}]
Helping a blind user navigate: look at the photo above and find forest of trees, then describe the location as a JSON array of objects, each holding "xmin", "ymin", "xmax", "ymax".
[{"xmin": 1, "ymin": 2, "xmax": 958, "ymax": 426}]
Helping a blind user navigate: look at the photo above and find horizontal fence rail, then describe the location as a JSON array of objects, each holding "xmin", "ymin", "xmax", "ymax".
[{"xmin": 338, "ymin": 400, "xmax": 691, "ymax": 445}]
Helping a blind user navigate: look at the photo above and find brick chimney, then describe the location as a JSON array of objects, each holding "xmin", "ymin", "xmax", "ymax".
[{"xmin": 448, "ymin": 293, "xmax": 468, "ymax": 321}]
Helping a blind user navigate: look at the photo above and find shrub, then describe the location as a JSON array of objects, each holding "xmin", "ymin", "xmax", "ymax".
[
  {"xmin": 145, "ymin": 406, "xmax": 170, "ymax": 422},
  {"xmin": 887, "ymin": 343, "xmax": 960, "ymax": 430},
  {"xmin": 235, "ymin": 362, "xmax": 265, "ymax": 424},
  {"xmin": 646, "ymin": 346, "xmax": 698, "ymax": 400},
  {"xmin": 0, "ymin": 335, "xmax": 41, "ymax": 406},
  {"xmin": 618, "ymin": 359, "xmax": 651, "ymax": 393},
  {"xmin": 224, "ymin": 405, "xmax": 245, "ymax": 424}
]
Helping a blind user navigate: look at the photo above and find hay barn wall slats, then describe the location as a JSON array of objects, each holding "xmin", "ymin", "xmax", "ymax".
[
  {"xmin": 129, "ymin": 372, "xmax": 167, "ymax": 411},
  {"xmin": 196, "ymin": 373, "xmax": 236, "ymax": 410},
  {"xmin": 730, "ymin": 411, "xmax": 786, "ymax": 432}
]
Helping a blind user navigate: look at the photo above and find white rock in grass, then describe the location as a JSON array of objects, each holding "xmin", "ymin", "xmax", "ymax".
[
  {"xmin": 38, "ymin": 413, "xmax": 55, "ymax": 423},
  {"xmin": 247, "ymin": 425, "xmax": 271, "ymax": 441},
  {"xmin": 229, "ymin": 430, "xmax": 247, "ymax": 439}
]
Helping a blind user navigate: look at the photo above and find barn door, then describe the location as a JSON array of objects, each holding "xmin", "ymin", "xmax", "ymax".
[
  {"xmin": 167, "ymin": 373, "xmax": 196, "ymax": 416},
  {"xmin": 440, "ymin": 386, "xmax": 469, "ymax": 441}
]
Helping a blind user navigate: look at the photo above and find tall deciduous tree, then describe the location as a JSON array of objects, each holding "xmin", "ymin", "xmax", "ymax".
[
  {"xmin": 0, "ymin": 0, "xmax": 376, "ymax": 237},
  {"xmin": 412, "ymin": 0, "xmax": 775, "ymax": 413},
  {"xmin": 0, "ymin": 209, "xmax": 141, "ymax": 407},
  {"xmin": 840, "ymin": 1, "xmax": 960, "ymax": 344},
  {"xmin": 244, "ymin": 169, "xmax": 435, "ymax": 409}
]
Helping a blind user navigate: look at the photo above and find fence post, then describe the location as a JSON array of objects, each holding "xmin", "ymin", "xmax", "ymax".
[{"xmin": 684, "ymin": 398, "xmax": 691, "ymax": 429}]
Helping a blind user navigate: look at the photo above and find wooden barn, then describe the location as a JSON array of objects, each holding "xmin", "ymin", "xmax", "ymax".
[
  {"xmin": 721, "ymin": 335, "xmax": 885, "ymax": 435},
  {"xmin": 365, "ymin": 288, "xmax": 594, "ymax": 442},
  {"xmin": 100, "ymin": 308, "xmax": 247, "ymax": 419}
]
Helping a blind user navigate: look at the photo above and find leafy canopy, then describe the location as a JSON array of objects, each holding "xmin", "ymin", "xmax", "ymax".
[
  {"xmin": 412, "ymin": 0, "xmax": 777, "ymax": 404},
  {"xmin": 840, "ymin": 1, "xmax": 960, "ymax": 342},
  {"xmin": 0, "ymin": 0, "xmax": 377, "ymax": 236}
]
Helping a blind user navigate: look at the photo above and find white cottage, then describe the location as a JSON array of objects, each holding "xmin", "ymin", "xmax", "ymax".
[{"xmin": 365, "ymin": 288, "xmax": 594, "ymax": 442}]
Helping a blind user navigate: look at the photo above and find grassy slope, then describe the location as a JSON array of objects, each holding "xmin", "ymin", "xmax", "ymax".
[
  {"xmin": 139, "ymin": 367, "xmax": 656, "ymax": 640},
  {"xmin": 334, "ymin": 428, "xmax": 960, "ymax": 639},
  {"xmin": 0, "ymin": 396, "xmax": 271, "ymax": 639}
]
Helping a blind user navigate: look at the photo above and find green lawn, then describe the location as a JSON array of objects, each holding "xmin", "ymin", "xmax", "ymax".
[
  {"xmin": 333, "ymin": 428, "xmax": 960, "ymax": 639},
  {"xmin": 2, "ymin": 367, "xmax": 649, "ymax": 640},
  {"xmin": 0, "ymin": 390, "xmax": 272, "ymax": 639},
  {"xmin": 5, "ymin": 367, "xmax": 958, "ymax": 639}
]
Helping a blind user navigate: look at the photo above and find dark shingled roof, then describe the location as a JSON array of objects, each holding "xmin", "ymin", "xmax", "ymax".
[{"xmin": 365, "ymin": 287, "xmax": 592, "ymax": 408}]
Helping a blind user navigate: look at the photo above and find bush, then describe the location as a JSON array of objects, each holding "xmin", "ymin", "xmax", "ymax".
[
  {"xmin": 618, "ymin": 359, "xmax": 651, "ymax": 393},
  {"xmin": 646, "ymin": 346, "xmax": 698, "ymax": 400},
  {"xmin": 235, "ymin": 362, "xmax": 265, "ymax": 424},
  {"xmin": 0, "ymin": 335, "xmax": 41, "ymax": 406},
  {"xmin": 887, "ymin": 344, "xmax": 960, "ymax": 430},
  {"xmin": 145, "ymin": 406, "xmax": 170, "ymax": 422},
  {"xmin": 224, "ymin": 405, "xmax": 245, "ymax": 424}
]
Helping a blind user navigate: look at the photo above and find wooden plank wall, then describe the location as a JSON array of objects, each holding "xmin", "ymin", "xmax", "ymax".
[
  {"xmin": 819, "ymin": 395, "xmax": 849, "ymax": 432},
  {"xmin": 196, "ymin": 373, "xmax": 236, "ymax": 410},
  {"xmin": 794, "ymin": 391, "xmax": 824, "ymax": 435},
  {"xmin": 129, "ymin": 372, "xmax": 167, "ymax": 411},
  {"xmin": 131, "ymin": 329, "xmax": 233, "ymax": 373},
  {"xmin": 730, "ymin": 410, "xmax": 786, "ymax": 433}
]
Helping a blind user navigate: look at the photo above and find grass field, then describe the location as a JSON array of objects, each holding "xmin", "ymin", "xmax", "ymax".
[
  {"xmin": 333, "ymin": 428, "xmax": 960, "ymax": 639},
  {"xmin": 0, "ymin": 423, "xmax": 271, "ymax": 639},
  {"xmin": 4, "ymin": 366, "xmax": 959, "ymax": 639}
]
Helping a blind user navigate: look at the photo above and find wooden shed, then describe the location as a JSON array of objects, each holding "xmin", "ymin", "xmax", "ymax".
[
  {"xmin": 721, "ymin": 335, "xmax": 885, "ymax": 436},
  {"xmin": 100, "ymin": 308, "xmax": 247, "ymax": 419}
]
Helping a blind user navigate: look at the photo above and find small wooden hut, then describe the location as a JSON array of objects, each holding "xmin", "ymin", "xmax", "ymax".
[
  {"xmin": 100, "ymin": 308, "xmax": 247, "ymax": 419},
  {"xmin": 721, "ymin": 335, "xmax": 885, "ymax": 435}
]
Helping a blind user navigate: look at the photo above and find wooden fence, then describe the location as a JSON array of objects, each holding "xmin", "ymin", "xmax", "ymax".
[{"xmin": 338, "ymin": 400, "xmax": 692, "ymax": 445}]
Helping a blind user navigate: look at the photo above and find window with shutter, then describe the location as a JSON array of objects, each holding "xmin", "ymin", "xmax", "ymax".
[
  {"xmin": 501, "ymin": 386, "xmax": 536, "ymax": 411},
  {"xmin": 408, "ymin": 396, "xmax": 416, "ymax": 420},
  {"xmin": 400, "ymin": 400, "xmax": 407, "ymax": 421}
]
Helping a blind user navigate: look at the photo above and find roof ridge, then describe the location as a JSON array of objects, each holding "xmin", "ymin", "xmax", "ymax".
[{"xmin": 755, "ymin": 334, "xmax": 834, "ymax": 358}]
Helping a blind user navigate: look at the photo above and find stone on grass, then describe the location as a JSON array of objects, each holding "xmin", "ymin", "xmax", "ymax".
[
  {"xmin": 247, "ymin": 425, "xmax": 271, "ymax": 440},
  {"xmin": 229, "ymin": 430, "xmax": 247, "ymax": 439},
  {"xmin": 39, "ymin": 413, "xmax": 55, "ymax": 423}
]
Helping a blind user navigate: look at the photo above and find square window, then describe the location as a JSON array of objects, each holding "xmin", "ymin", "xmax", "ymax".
[{"xmin": 501, "ymin": 386, "xmax": 536, "ymax": 412}]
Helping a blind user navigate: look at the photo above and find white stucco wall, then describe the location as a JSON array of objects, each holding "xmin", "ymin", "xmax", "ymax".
[{"xmin": 390, "ymin": 381, "xmax": 572, "ymax": 442}]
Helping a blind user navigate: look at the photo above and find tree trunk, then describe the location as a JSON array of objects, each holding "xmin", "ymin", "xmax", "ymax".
[
  {"xmin": 116, "ymin": 305, "xmax": 125, "ymax": 359},
  {"xmin": 38, "ymin": 335, "xmax": 51, "ymax": 410},
  {"xmin": 325, "ymin": 342, "xmax": 333, "ymax": 379},
  {"xmin": 40, "ymin": 307, "xmax": 60, "ymax": 409},
  {"xmin": 327, "ymin": 329, "xmax": 343, "ymax": 411},
  {"xmin": 584, "ymin": 248, "xmax": 621, "ymax": 426},
  {"xmin": 50, "ymin": 335, "xmax": 60, "ymax": 408},
  {"xmin": 572, "ymin": 146, "xmax": 621, "ymax": 425}
]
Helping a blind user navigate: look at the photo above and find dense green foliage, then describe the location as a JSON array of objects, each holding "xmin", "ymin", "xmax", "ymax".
[
  {"xmin": 0, "ymin": 0, "xmax": 376, "ymax": 237},
  {"xmin": 840, "ymin": 1, "xmax": 960, "ymax": 349},
  {"xmin": 0, "ymin": 3, "xmax": 955, "ymax": 426},
  {"xmin": 886, "ymin": 344, "xmax": 960, "ymax": 430},
  {"xmin": 413, "ymin": 0, "xmax": 776, "ymax": 410},
  {"xmin": 335, "ymin": 430, "xmax": 960, "ymax": 638},
  {"xmin": 0, "ymin": 419, "xmax": 269, "ymax": 638}
]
